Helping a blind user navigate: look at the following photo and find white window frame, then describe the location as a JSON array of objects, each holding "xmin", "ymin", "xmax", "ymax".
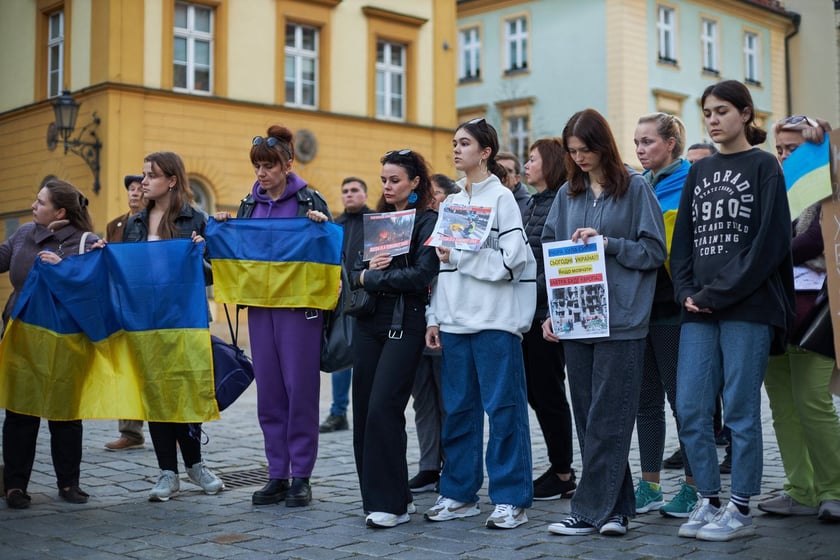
[
  {"xmin": 744, "ymin": 31, "xmax": 761, "ymax": 85},
  {"xmin": 285, "ymin": 22, "xmax": 319, "ymax": 108},
  {"xmin": 508, "ymin": 115, "xmax": 530, "ymax": 164},
  {"xmin": 47, "ymin": 10, "xmax": 64, "ymax": 98},
  {"xmin": 375, "ymin": 40, "xmax": 405, "ymax": 121},
  {"xmin": 504, "ymin": 16, "xmax": 528, "ymax": 73},
  {"xmin": 173, "ymin": 1, "xmax": 214, "ymax": 94},
  {"xmin": 657, "ymin": 5, "xmax": 677, "ymax": 64},
  {"xmin": 459, "ymin": 26, "xmax": 481, "ymax": 82},
  {"xmin": 701, "ymin": 18, "xmax": 718, "ymax": 73}
]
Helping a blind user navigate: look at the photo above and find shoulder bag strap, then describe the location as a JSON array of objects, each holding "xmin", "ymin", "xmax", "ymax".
[{"xmin": 78, "ymin": 232, "xmax": 91, "ymax": 254}]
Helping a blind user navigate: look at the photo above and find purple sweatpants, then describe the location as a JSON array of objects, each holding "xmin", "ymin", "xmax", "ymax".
[{"xmin": 248, "ymin": 306, "xmax": 322, "ymax": 479}]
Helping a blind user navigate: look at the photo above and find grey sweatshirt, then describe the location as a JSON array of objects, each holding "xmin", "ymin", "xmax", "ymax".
[{"xmin": 541, "ymin": 169, "xmax": 666, "ymax": 340}]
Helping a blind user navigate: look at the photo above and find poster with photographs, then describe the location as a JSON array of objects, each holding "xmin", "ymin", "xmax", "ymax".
[
  {"xmin": 543, "ymin": 237, "xmax": 609, "ymax": 339},
  {"xmin": 362, "ymin": 209, "xmax": 416, "ymax": 261},
  {"xmin": 424, "ymin": 203, "xmax": 494, "ymax": 251}
]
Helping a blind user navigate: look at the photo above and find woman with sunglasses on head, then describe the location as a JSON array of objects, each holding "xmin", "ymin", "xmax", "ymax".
[
  {"xmin": 214, "ymin": 125, "xmax": 330, "ymax": 508},
  {"xmin": 424, "ymin": 118, "xmax": 537, "ymax": 530},
  {"xmin": 541, "ymin": 109, "xmax": 666, "ymax": 537},
  {"xmin": 2, "ymin": 179, "xmax": 100, "ymax": 509},
  {"xmin": 758, "ymin": 116, "xmax": 840, "ymax": 522},
  {"xmin": 350, "ymin": 149, "xmax": 439, "ymax": 528},
  {"xmin": 520, "ymin": 138, "xmax": 577, "ymax": 502},
  {"xmin": 123, "ymin": 151, "xmax": 224, "ymax": 502},
  {"xmin": 631, "ymin": 112, "xmax": 698, "ymax": 518},
  {"xmin": 670, "ymin": 80, "xmax": 794, "ymax": 541}
]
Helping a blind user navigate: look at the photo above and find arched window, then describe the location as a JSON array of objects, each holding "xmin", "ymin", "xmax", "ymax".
[{"xmin": 189, "ymin": 177, "xmax": 213, "ymax": 213}]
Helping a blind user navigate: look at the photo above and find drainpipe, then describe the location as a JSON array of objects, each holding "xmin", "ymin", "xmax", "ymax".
[{"xmin": 785, "ymin": 11, "xmax": 802, "ymax": 116}]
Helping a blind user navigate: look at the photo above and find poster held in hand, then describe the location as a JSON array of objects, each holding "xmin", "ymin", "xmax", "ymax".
[
  {"xmin": 424, "ymin": 203, "xmax": 494, "ymax": 251},
  {"xmin": 363, "ymin": 209, "xmax": 416, "ymax": 261}
]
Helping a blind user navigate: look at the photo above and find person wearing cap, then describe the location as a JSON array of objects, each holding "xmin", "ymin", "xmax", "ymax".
[{"xmin": 103, "ymin": 174, "xmax": 147, "ymax": 451}]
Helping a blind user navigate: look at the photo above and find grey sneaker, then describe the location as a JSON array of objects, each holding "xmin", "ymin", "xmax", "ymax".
[
  {"xmin": 818, "ymin": 499, "xmax": 840, "ymax": 521},
  {"xmin": 424, "ymin": 495, "xmax": 480, "ymax": 522},
  {"xmin": 678, "ymin": 497, "xmax": 720, "ymax": 538},
  {"xmin": 149, "ymin": 470, "xmax": 180, "ymax": 502},
  {"xmin": 187, "ymin": 461, "xmax": 224, "ymax": 495},
  {"xmin": 485, "ymin": 504, "xmax": 528, "ymax": 529},
  {"xmin": 695, "ymin": 502, "xmax": 754, "ymax": 541},
  {"xmin": 758, "ymin": 493, "xmax": 818, "ymax": 516}
]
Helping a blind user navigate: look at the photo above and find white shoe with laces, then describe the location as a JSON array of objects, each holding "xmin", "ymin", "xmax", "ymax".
[
  {"xmin": 485, "ymin": 504, "xmax": 528, "ymax": 529},
  {"xmin": 695, "ymin": 502, "xmax": 754, "ymax": 541},
  {"xmin": 424, "ymin": 495, "xmax": 480, "ymax": 521},
  {"xmin": 186, "ymin": 461, "xmax": 225, "ymax": 495},
  {"xmin": 366, "ymin": 511, "xmax": 410, "ymax": 528},
  {"xmin": 678, "ymin": 497, "xmax": 720, "ymax": 538},
  {"xmin": 149, "ymin": 470, "xmax": 180, "ymax": 502}
]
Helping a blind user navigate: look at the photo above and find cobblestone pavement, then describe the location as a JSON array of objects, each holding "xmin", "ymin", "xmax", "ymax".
[{"xmin": 1, "ymin": 320, "xmax": 839, "ymax": 559}]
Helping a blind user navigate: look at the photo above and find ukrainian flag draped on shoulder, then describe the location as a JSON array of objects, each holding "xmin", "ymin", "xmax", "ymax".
[
  {"xmin": 784, "ymin": 138, "xmax": 831, "ymax": 218},
  {"xmin": 650, "ymin": 158, "xmax": 690, "ymax": 274},
  {"xmin": 0, "ymin": 240, "xmax": 218, "ymax": 422},
  {"xmin": 206, "ymin": 217, "xmax": 343, "ymax": 309}
]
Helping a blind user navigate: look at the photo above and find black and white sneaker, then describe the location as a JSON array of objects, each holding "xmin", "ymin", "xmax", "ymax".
[
  {"xmin": 548, "ymin": 515, "xmax": 596, "ymax": 535},
  {"xmin": 533, "ymin": 468, "xmax": 576, "ymax": 500},
  {"xmin": 408, "ymin": 470, "xmax": 440, "ymax": 493},
  {"xmin": 599, "ymin": 514, "xmax": 629, "ymax": 536}
]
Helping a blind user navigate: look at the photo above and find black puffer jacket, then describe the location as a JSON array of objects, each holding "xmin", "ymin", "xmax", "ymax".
[{"xmin": 523, "ymin": 188, "xmax": 557, "ymax": 318}]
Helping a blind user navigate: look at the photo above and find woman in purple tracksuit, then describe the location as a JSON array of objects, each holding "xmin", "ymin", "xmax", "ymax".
[{"xmin": 214, "ymin": 125, "xmax": 331, "ymax": 507}]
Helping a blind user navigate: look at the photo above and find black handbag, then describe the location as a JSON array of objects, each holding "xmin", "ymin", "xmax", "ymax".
[
  {"xmin": 794, "ymin": 281, "xmax": 835, "ymax": 359},
  {"xmin": 320, "ymin": 268, "xmax": 355, "ymax": 373},
  {"xmin": 343, "ymin": 287, "xmax": 377, "ymax": 317},
  {"xmin": 212, "ymin": 304, "xmax": 255, "ymax": 411}
]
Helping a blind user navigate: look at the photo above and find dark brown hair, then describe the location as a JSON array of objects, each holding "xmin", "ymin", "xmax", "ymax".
[
  {"xmin": 143, "ymin": 151, "xmax": 194, "ymax": 240},
  {"xmin": 455, "ymin": 118, "xmax": 507, "ymax": 182},
  {"xmin": 529, "ymin": 137, "xmax": 567, "ymax": 191},
  {"xmin": 251, "ymin": 125, "xmax": 295, "ymax": 166},
  {"xmin": 43, "ymin": 178, "xmax": 94, "ymax": 232},
  {"xmin": 562, "ymin": 109, "xmax": 630, "ymax": 198},
  {"xmin": 377, "ymin": 149, "xmax": 433, "ymax": 212},
  {"xmin": 701, "ymin": 80, "xmax": 767, "ymax": 146}
]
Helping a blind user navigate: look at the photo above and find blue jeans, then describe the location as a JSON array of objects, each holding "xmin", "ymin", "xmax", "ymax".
[
  {"xmin": 330, "ymin": 368, "xmax": 352, "ymax": 416},
  {"xmin": 563, "ymin": 338, "xmax": 644, "ymax": 527},
  {"xmin": 439, "ymin": 330, "xmax": 533, "ymax": 508},
  {"xmin": 676, "ymin": 320, "xmax": 771, "ymax": 497}
]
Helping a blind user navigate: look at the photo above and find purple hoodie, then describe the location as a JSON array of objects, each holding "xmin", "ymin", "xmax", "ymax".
[{"xmin": 249, "ymin": 172, "xmax": 308, "ymax": 218}]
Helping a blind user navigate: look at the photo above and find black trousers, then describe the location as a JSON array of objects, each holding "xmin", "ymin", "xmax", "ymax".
[
  {"xmin": 148, "ymin": 422, "xmax": 202, "ymax": 472},
  {"xmin": 522, "ymin": 318, "xmax": 574, "ymax": 474},
  {"xmin": 352, "ymin": 296, "xmax": 426, "ymax": 514},
  {"xmin": 3, "ymin": 410, "xmax": 82, "ymax": 491}
]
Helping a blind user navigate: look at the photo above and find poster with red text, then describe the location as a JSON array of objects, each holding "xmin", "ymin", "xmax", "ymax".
[
  {"xmin": 362, "ymin": 209, "xmax": 416, "ymax": 261},
  {"xmin": 543, "ymin": 237, "xmax": 609, "ymax": 339}
]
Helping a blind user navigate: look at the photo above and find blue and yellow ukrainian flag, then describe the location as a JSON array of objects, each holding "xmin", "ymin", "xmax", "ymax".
[
  {"xmin": 206, "ymin": 217, "xmax": 343, "ymax": 309},
  {"xmin": 0, "ymin": 240, "xmax": 218, "ymax": 422},
  {"xmin": 784, "ymin": 138, "xmax": 831, "ymax": 218}
]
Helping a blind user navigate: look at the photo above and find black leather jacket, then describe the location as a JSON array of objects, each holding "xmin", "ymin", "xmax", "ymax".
[{"xmin": 236, "ymin": 188, "xmax": 331, "ymax": 219}]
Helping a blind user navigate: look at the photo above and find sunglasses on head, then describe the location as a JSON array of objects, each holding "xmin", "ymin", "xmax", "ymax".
[
  {"xmin": 385, "ymin": 149, "xmax": 412, "ymax": 157},
  {"xmin": 467, "ymin": 117, "xmax": 486, "ymax": 125},
  {"xmin": 252, "ymin": 136, "xmax": 292, "ymax": 158},
  {"xmin": 779, "ymin": 115, "xmax": 817, "ymax": 128}
]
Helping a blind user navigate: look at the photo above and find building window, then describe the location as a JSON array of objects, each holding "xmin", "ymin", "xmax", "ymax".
[
  {"xmin": 459, "ymin": 26, "xmax": 481, "ymax": 82},
  {"xmin": 285, "ymin": 22, "xmax": 318, "ymax": 108},
  {"xmin": 375, "ymin": 40, "xmax": 405, "ymax": 121},
  {"xmin": 504, "ymin": 16, "xmax": 528, "ymax": 73},
  {"xmin": 47, "ymin": 10, "xmax": 64, "ymax": 98},
  {"xmin": 190, "ymin": 179, "xmax": 212, "ymax": 213},
  {"xmin": 744, "ymin": 31, "xmax": 761, "ymax": 85},
  {"xmin": 173, "ymin": 2, "xmax": 213, "ymax": 94},
  {"xmin": 507, "ymin": 115, "xmax": 530, "ymax": 164},
  {"xmin": 701, "ymin": 18, "xmax": 718, "ymax": 74},
  {"xmin": 657, "ymin": 5, "xmax": 677, "ymax": 64}
]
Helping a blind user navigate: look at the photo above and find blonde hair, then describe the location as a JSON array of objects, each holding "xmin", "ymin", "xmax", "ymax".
[{"xmin": 637, "ymin": 112, "xmax": 687, "ymax": 159}]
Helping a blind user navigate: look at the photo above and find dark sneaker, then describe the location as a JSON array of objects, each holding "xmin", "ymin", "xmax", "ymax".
[
  {"xmin": 408, "ymin": 470, "xmax": 440, "ymax": 493},
  {"xmin": 600, "ymin": 514, "xmax": 629, "ymax": 536},
  {"xmin": 319, "ymin": 414, "xmax": 349, "ymax": 433},
  {"xmin": 286, "ymin": 477, "xmax": 311, "ymax": 507},
  {"xmin": 548, "ymin": 515, "xmax": 597, "ymax": 535},
  {"xmin": 533, "ymin": 470, "xmax": 576, "ymax": 500},
  {"xmin": 663, "ymin": 448, "xmax": 684, "ymax": 469}
]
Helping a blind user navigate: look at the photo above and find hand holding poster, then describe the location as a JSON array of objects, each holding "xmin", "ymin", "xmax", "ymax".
[
  {"xmin": 363, "ymin": 209, "xmax": 416, "ymax": 261},
  {"xmin": 543, "ymin": 236, "xmax": 609, "ymax": 339},
  {"xmin": 424, "ymin": 203, "xmax": 494, "ymax": 251}
]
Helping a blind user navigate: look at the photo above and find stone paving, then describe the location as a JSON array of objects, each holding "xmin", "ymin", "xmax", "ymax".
[{"xmin": 1, "ymin": 319, "xmax": 839, "ymax": 559}]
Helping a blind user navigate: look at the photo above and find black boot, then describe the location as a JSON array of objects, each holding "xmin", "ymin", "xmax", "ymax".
[
  {"xmin": 252, "ymin": 478, "xmax": 289, "ymax": 505},
  {"xmin": 286, "ymin": 477, "xmax": 311, "ymax": 507}
]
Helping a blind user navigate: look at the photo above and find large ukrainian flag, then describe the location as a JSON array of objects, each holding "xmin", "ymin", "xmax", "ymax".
[
  {"xmin": 784, "ymin": 138, "xmax": 831, "ymax": 218},
  {"xmin": 206, "ymin": 217, "xmax": 343, "ymax": 309},
  {"xmin": 0, "ymin": 240, "xmax": 218, "ymax": 422}
]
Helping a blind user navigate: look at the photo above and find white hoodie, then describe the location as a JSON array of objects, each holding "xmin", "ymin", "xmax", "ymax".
[{"xmin": 426, "ymin": 174, "xmax": 536, "ymax": 337}]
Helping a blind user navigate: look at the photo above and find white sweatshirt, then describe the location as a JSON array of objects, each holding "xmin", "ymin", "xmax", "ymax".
[{"xmin": 426, "ymin": 174, "xmax": 536, "ymax": 337}]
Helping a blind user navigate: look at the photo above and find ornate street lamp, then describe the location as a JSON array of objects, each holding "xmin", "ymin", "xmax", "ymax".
[{"xmin": 48, "ymin": 90, "xmax": 102, "ymax": 194}]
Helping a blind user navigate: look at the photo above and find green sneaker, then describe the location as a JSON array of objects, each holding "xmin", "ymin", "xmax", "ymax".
[
  {"xmin": 660, "ymin": 479, "xmax": 698, "ymax": 518},
  {"xmin": 635, "ymin": 479, "xmax": 665, "ymax": 513}
]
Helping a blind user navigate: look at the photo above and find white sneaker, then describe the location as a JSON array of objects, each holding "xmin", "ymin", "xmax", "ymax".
[
  {"xmin": 407, "ymin": 502, "xmax": 417, "ymax": 514},
  {"xmin": 695, "ymin": 502, "xmax": 754, "ymax": 541},
  {"xmin": 186, "ymin": 461, "xmax": 225, "ymax": 495},
  {"xmin": 366, "ymin": 511, "xmax": 410, "ymax": 528},
  {"xmin": 599, "ymin": 514, "xmax": 629, "ymax": 536},
  {"xmin": 424, "ymin": 495, "xmax": 480, "ymax": 522},
  {"xmin": 678, "ymin": 497, "xmax": 720, "ymax": 538},
  {"xmin": 485, "ymin": 504, "xmax": 528, "ymax": 529},
  {"xmin": 149, "ymin": 470, "xmax": 180, "ymax": 502}
]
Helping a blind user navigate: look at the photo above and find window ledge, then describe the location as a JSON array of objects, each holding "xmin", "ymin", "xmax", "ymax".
[
  {"xmin": 503, "ymin": 66, "xmax": 528, "ymax": 76},
  {"xmin": 657, "ymin": 56, "xmax": 678, "ymax": 67},
  {"xmin": 459, "ymin": 75, "xmax": 481, "ymax": 84},
  {"xmin": 745, "ymin": 78, "xmax": 762, "ymax": 87},
  {"xmin": 702, "ymin": 68, "xmax": 720, "ymax": 77}
]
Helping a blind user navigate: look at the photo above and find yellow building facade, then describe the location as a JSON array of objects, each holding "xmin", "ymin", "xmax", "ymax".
[{"xmin": 0, "ymin": 0, "xmax": 457, "ymax": 305}]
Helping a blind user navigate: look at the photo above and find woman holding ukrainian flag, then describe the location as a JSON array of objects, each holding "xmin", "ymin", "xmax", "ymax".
[{"xmin": 631, "ymin": 113, "xmax": 697, "ymax": 518}]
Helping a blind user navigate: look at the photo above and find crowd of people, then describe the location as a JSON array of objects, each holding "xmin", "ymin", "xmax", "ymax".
[{"xmin": 2, "ymin": 79, "xmax": 839, "ymax": 543}]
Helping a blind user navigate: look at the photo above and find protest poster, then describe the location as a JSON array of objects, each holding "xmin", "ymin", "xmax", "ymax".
[
  {"xmin": 424, "ymin": 203, "xmax": 494, "ymax": 251},
  {"xmin": 543, "ymin": 236, "xmax": 609, "ymax": 339},
  {"xmin": 820, "ymin": 130, "xmax": 840, "ymax": 366},
  {"xmin": 362, "ymin": 209, "xmax": 416, "ymax": 261}
]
